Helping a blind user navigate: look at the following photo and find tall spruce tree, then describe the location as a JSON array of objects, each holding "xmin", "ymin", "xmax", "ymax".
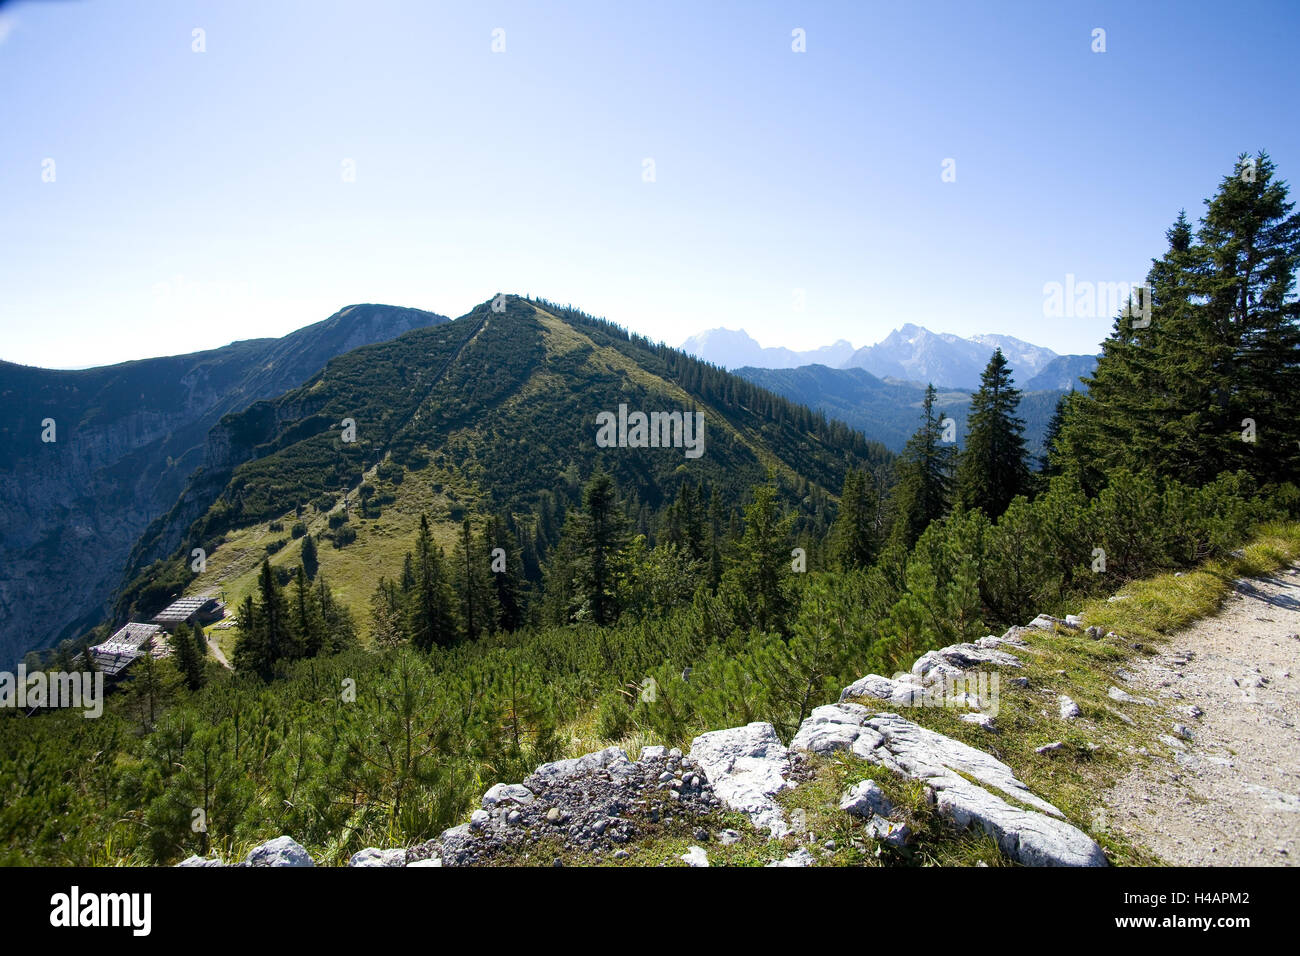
[
  {"xmin": 722, "ymin": 482, "xmax": 796, "ymax": 635},
  {"xmin": 485, "ymin": 514, "xmax": 525, "ymax": 631},
  {"xmin": 171, "ymin": 622, "xmax": 206, "ymax": 691},
  {"xmin": 234, "ymin": 559, "xmax": 292, "ymax": 678},
  {"xmin": 572, "ymin": 470, "xmax": 629, "ymax": 626},
  {"xmin": 409, "ymin": 515, "xmax": 457, "ymax": 650},
  {"xmin": 1059, "ymin": 153, "xmax": 1300, "ymax": 487},
  {"xmin": 315, "ymin": 573, "xmax": 358, "ymax": 654},
  {"xmin": 300, "ymin": 533, "xmax": 319, "ymax": 580},
  {"xmin": 291, "ymin": 564, "xmax": 323, "ymax": 657},
  {"xmin": 1197, "ymin": 152, "xmax": 1300, "ymax": 483},
  {"xmin": 1038, "ymin": 391, "xmax": 1071, "ymax": 476},
  {"xmin": 829, "ymin": 469, "xmax": 879, "ymax": 569},
  {"xmin": 888, "ymin": 384, "xmax": 955, "ymax": 549},
  {"xmin": 957, "ymin": 349, "xmax": 1030, "ymax": 518},
  {"xmin": 454, "ymin": 517, "xmax": 499, "ymax": 641}
]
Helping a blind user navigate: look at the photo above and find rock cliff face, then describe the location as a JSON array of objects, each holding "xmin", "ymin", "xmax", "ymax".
[{"xmin": 0, "ymin": 304, "xmax": 447, "ymax": 666}]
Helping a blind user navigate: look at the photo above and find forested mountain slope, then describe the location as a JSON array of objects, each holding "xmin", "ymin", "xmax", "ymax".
[
  {"xmin": 0, "ymin": 304, "xmax": 447, "ymax": 666},
  {"xmin": 114, "ymin": 296, "xmax": 891, "ymax": 638}
]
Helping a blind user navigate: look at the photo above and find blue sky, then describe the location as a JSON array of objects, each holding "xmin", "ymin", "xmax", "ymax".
[{"xmin": 2, "ymin": 0, "xmax": 1297, "ymax": 368}]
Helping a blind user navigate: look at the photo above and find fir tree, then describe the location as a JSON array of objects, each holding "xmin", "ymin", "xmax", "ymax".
[
  {"xmin": 1038, "ymin": 391, "xmax": 1070, "ymax": 476},
  {"xmin": 1059, "ymin": 153, "xmax": 1300, "ymax": 487},
  {"xmin": 300, "ymin": 533, "xmax": 319, "ymax": 580},
  {"xmin": 454, "ymin": 518, "xmax": 499, "ymax": 641},
  {"xmin": 291, "ymin": 565, "xmax": 324, "ymax": 658},
  {"xmin": 721, "ymin": 482, "xmax": 796, "ymax": 635},
  {"xmin": 409, "ymin": 515, "xmax": 457, "ymax": 650},
  {"xmin": 957, "ymin": 349, "xmax": 1030, "ymax": 518},
  {"xmin": 571, "ymin": 471, "xmax": 630, "ymax": 626},
  {"xmin": 486, "ymin": 514, "xmax": 525, "ymax": 631},
  {"xmin": 888, "ymin": 384, "xmax": 955, "ymax": 549},
  {"xmin": 171, "ymin": 623, "xmax": 206, "ymax": 691},
  {"xmin": 829, "ymin": 469, "xmax": 879, "ymax": 569}
]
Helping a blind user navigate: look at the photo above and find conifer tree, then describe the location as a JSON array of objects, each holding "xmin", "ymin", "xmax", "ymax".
[
  {"xmin": 369, "ymin": 577, "xmax": 406, "ymax": 647},
  {"xmin": 888, "ymin": 385, "xmax": 955, "ymax": 549},
  {"xmin": 572, "ymin": 470, "xmax": 629, "ymax": 626},
  {"xmin": 1196, "ymin": 152, "xmax": 1300, "ymax": 483},
  {"xmin": 409, "ymin": 515, "xmax": 457, "ymax": 650},
  {"xmin": 722, "ymin": 482, "xmax": 796, "ymax": 634},
  {"xmin": 233, "ymin": 560, "xmax": 292, "ymax": 678},
  {"xmin": 1038, "ymin": 391, "xmax": 1070, "ymax": 476},
  {"xmin": 829, "ymin": 469, "xmax": 878, "ymax": 570},
  {"xmin": 171, "ymin": 623, "xmax": 206, "ymax": 691},
  {"xmin": 485, "ymin": 514, "xmax": 524, "ymax": 631},
  {"xmin": 957, "ymin": 349, "xmax": 1030, "ymax": 518},
  {"xmin": 454, "ymin": 518, "xmax": 499, "ymax": 641},
  {"xmin": 705, "ymin": 490, "xmax": 725, "ymax": 592},
  {"xmin": 400, "ymin": 552, "xmax": 416, "ymax": 594},
  {"xmin": 1059, "ymin": 153, "xmax": 1300, "ymax": 487},
  {"xmin": 300, "ymin": 533, "xmax": 319, "ymax": 580},
  {"xmin": 315, "ymin": 573, "xmax": 358, "ymax": 654},
  {"xmin": 291, "ymin": 564, "xmax": 324, "ymax": 657},
  {"xmin": 257, "ymin": 558, "xmax": 291, "ymax": 664}
]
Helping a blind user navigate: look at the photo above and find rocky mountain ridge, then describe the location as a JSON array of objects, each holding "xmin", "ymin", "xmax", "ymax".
[{"xmin": 680, "ymin": 323, "xmax": 1096, "ymax": 391}]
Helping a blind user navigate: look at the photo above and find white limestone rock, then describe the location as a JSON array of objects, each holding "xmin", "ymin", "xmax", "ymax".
[
  {"xmin": 689, "ymin": 722, "xmax": 793, "ymax": 838},
  {"xmin": 681, "ymin": 846, "xmax": 710, "ymax": 867},
  {"xmin": 994, "ymin": 626, "xmax": 1033, "ymax": 647},
  {"xmin": 840, "ymin": 779, "xmax": 893, "ymax": 819},
  {"xmin": 481, "ymin": 782, "xmax": 536, "ymax": 809},
  {"xmin": 1059, "ymin": 695, "xmax": 1082, "ymax": 720},
  {"xmin": 912, "ymin": 642, "xmax": 1023, "ymax": 682},
  {"xmin": 348, "ymin": 847, "xmax": 407, "ymax": 867},
  {"xmin": 527, "ymin": 746, "xmax": 629, "ymax": 789},
  {"xmin": 244, "ymin": 835, "xmax": 314, "ymax": 867},
  {"xmin": 960, "ymin": 712, "xmax": 998, "ymax": 732},
  {"xmin": 1108, "ymin": 686, "xmax": 1156, "ymax": 706},
  {"xmin": 791, "ymin": 701, "xmax": 885, "ymax": 758},
  {"xmin": 839, "ymin": 673, "xmax": 927, "ymax": 705},
  {"xmin": 865, "ymin": 815, "xmax": 911, "ymax": 848},
  {"xmin": 766, "ymin": 847, "xmax": 816, "ymax": 867},
  {"xmin": 791, "ymin": 704, "xmax": 1106, "ymax": 867}
]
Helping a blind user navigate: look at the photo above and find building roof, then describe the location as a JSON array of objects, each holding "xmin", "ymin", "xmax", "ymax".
[
  {"xmin": 103, "ymin": 622, "xmax": 161, "ymax": 649},
  {"xmin": 152, "ymin": 596, "xmax": 219, "ymax": 624},
  {"xmin": 89, "ymin": 623, "xmax": 169, "ymax": 677}
]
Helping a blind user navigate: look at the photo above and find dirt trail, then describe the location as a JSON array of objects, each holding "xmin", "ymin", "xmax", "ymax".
[
  {"xmin": 206, "ymin": 634, "xmax": 232, "ymax": 669},
  {"xmin": 1103, "ymin": 564, "xmax": 1300, "ymax": 865}
]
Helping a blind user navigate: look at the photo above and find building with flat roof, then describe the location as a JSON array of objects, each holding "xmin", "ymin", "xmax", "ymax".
[
  {"xmin": 88, "ymin": 622, "xmax": 169, "ymax": 677},
  {"xmin": 151, "ymin": 596, "xmax": 224, "ymax": 631}
]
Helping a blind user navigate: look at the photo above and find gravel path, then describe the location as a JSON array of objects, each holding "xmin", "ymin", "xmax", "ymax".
[{"xmin": 1103, "ymin": 564, "xmax": 1300, "ymax": 865}]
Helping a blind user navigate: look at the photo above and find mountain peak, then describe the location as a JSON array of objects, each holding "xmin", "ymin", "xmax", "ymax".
[{"xmin": 679, "ymin": 328, "xmax": 855, "ymax": 370}]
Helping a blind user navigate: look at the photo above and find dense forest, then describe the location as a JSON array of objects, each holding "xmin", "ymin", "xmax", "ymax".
[{"xmin": 2, "ymin": 153, "xmax": 1297, "ymax": 865}]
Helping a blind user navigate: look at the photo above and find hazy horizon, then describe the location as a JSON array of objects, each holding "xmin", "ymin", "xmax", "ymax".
[{"xmin": 1, "ymin": 301, "xmax": 1103, "ymax": 372}]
